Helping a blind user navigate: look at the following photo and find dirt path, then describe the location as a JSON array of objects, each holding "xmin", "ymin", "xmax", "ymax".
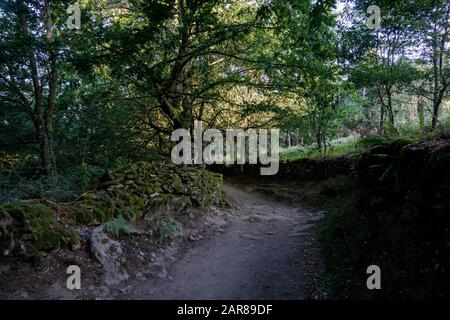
[
  {"xmin": 128, "ymin": 184, "xmax": 328, "ymax": 300},
  {"xmin": 0, "ymin": 183, "xmax": 327, "ymax": 300}
]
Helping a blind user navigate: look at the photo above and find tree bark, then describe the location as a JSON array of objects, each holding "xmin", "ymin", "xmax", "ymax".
[
  {"xmin": 13, "ymin": 0, "xmax": 57, "ymax": 175},
  {"xmin": 417, "ymin": 98, "xmax": 425, "ymax": 130},
  {"xmin": 430, "ymin": 4, "xmax": 450, "ymax": 129}
]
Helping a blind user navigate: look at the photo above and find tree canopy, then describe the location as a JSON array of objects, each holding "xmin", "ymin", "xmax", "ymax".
[{"xmin": 1, "ymin": 0, "xmax": 449, "ymax": 177}]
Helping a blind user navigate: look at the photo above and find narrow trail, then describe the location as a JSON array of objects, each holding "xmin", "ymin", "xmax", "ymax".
[{"xmin": 129, "ymin": 184, "xmax": 327, "ymax": 300}]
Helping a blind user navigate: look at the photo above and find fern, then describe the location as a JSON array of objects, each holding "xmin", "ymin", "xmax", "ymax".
[
  {"xmin": 102, "ymin": 215, "xmax": 144, "ymax": 238},
  {"xmin": 156, "ymin": 217, "xmax": 183, "ymax": 242}
]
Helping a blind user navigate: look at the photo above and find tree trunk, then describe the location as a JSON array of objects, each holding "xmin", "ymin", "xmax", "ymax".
[
  {"xmin": 40, "ymin": 131, "xmax": 56, "ymax": 176},
  {"xmin": 432, "ymin": 46, "xmax": 440, "ymax": 129},
  {"xmin": 316, "ymin": 131, "xmax": 322, "ymax": 153},
  {"xmin": 14, "ymin": 1, "xmax": 57, "ymax": 176},
  {"xmin": 432, "ymin": 103, "xmax": 439, "ymax": 129},
  {"xmin": 430, "ymin": 5, "xmax": 450, "ymax": 129},
  {"xmin": 432, "ymin": 86, "xmax": 448, "ymax": 129},
  {"xmin": 386, "ymin": 88, "xmax": 395, "ymax": 126},
  {"xmin": 417, "ymin": 99, "xmax": 425, "ymax": 130},
  {"xmin": 379, "ymin": 104, "xmax": 385, "ymax": 133},
  {"xmin": 35, "ymin": 118, "xmax": 56, "ymax": 176}
]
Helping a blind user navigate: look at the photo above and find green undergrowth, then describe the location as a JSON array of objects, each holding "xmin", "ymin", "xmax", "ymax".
[
  {"xmin": 156, "ymin": 217, "xmax": 184, "ymax": 243},
  {"xmin": 280, "ymin": 136, "xmax": 359, "ymax": 162},
  {"xmin": 102, "ymin": 215, "xmax": 145, "ymax": 238}
]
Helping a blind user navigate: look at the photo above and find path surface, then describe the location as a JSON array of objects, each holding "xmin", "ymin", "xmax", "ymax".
[{"xmin": 129, "ymin": 184, "xmax": 327, "ymax": 300}]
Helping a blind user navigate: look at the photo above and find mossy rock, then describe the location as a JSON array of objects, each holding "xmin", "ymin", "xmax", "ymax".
[
  {"xmin": 1, "ymin": 203, "xmax": 56, "ymax": 240},
  {"xmin": 426, "ymin": 143, "xmax": 450, "ymax": 170},
  {"xmin": 60, "ymin": 230, "xmax": 81, "ymax": 251},
  {"xmin": 34, "ymin": 229, "xmax": 61, "ymax": 251},
  {"xmin": 423, "ymin": 143, "xmax": 450, "ymax": 215},
  {"xmin": 368, "ymin": 138, "xmax": 413, "ymax": 157},
  {"xmin": 0, "ymin": 202, "xmax": 81, "ymax": 258},
  {"xmin": 74, "ymin": 206, "xmax": 96, "ymax": 225},
  {"xmin": 399, "ymin": 143, "xmax": 428, "ymax": 167},
  {"xmin": 2, "ymin": 162, "xmax": 225, "ymax": 259},
  {"xmin": 73, "ymin": 162, "xmax": 225, "ymax": 224},
  {"xmin": 388, "ymin": 138, "xmax": 414, "ymax": 156}
]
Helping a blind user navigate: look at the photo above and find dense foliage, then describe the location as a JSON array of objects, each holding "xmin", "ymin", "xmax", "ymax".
[
  {"xmin": 1, "ymin": 0, "xmax": 450, "ymax": 300},
  {"xmin": 1, "ymin": 0, "xmax": 448, "ymax": 186}
]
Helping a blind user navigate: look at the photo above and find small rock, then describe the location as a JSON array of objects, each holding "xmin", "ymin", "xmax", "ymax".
[
  {"xmin": 136, "ymin": 272, "xmax": 146, "ymax": 280},
  {"xmin": 241, "ymin": 234, "xmax": 263, "ymax": 241},
  {"xmin": 156, "ymin": 270, "xmax": 168, "ymax": 279},
  {"xmin": 205, "ymin": 216, "xmax": 227, "ymax": 227},
  {"xmin": 146, "ymin": 262, "xmax": 168, "ymax": 279}
]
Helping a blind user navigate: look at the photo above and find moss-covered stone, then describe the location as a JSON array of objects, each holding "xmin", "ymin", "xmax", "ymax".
[
  {"xmin": 2, "ymin": 162, "xmax": 226, "ymax": 261},
  {"xmin": 34, "ymin": 229, "xmax": 61, "ymax": 251},
  {"xmin": 72, "ymin": 162, "xmax": 225, "ymax": 224},
  {"xmin": 426, "ymin": 143, "xmax": 450, "ymax": 168},
  {"xmin": 0, "ymin": 202, "xmax": 81, "ymax": 259},
  {"xmin": 60, "ymin": 230, "xmax": 81, "ymax": 251},
  {"xmin": 387, "ymin": 138, "xmax": 414, "ymax": 156},
  {"xmin": 1, "ymin": 203, "xmax": 55, "ymax": 241}
]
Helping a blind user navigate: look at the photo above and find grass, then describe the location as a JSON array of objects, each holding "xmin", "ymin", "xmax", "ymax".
[{"xmin": 280, "ymin": 136, "xmax": 359, "ymax": 162}]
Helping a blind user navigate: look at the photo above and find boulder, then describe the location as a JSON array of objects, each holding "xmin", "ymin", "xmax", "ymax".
[
  {"xmin": 90, "ymin": 226, "xmax": 129, "ymax": 285},
  {"xmin": 0, "ymin": 211, "xmax": 14, "ymax": 257},
  {"xmin": 0, "ymin": 202, "xmax": 80, "ymax": 260}
]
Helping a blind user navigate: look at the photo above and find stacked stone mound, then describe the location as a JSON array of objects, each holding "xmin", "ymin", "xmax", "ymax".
[
  {"xmin": 74, "ymin": 162, "xmax": 227, "ymax": 224},
  {"xmin": 0, "ymin": 201, "xmax": 80, "ymax": 261},
  {"xmin": 0, "ymin": 162, "xmax": 226, "ymax": 261}
]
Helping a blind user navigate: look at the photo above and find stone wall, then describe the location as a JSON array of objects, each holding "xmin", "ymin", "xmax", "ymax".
[
  {"xmin": 210, "ymin": 156, "xmax": 355, "ymax": 181},
  {"xmin": 74, "ymin": 162, "xmax": 226, "ymax": 224},
  {"xmin": 0, "ymin": 162, "xmax": 226, "ymax": 262},
  {"xmin": 326, "ymin": 137, "xmax": 450, "ymax": 299}
]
